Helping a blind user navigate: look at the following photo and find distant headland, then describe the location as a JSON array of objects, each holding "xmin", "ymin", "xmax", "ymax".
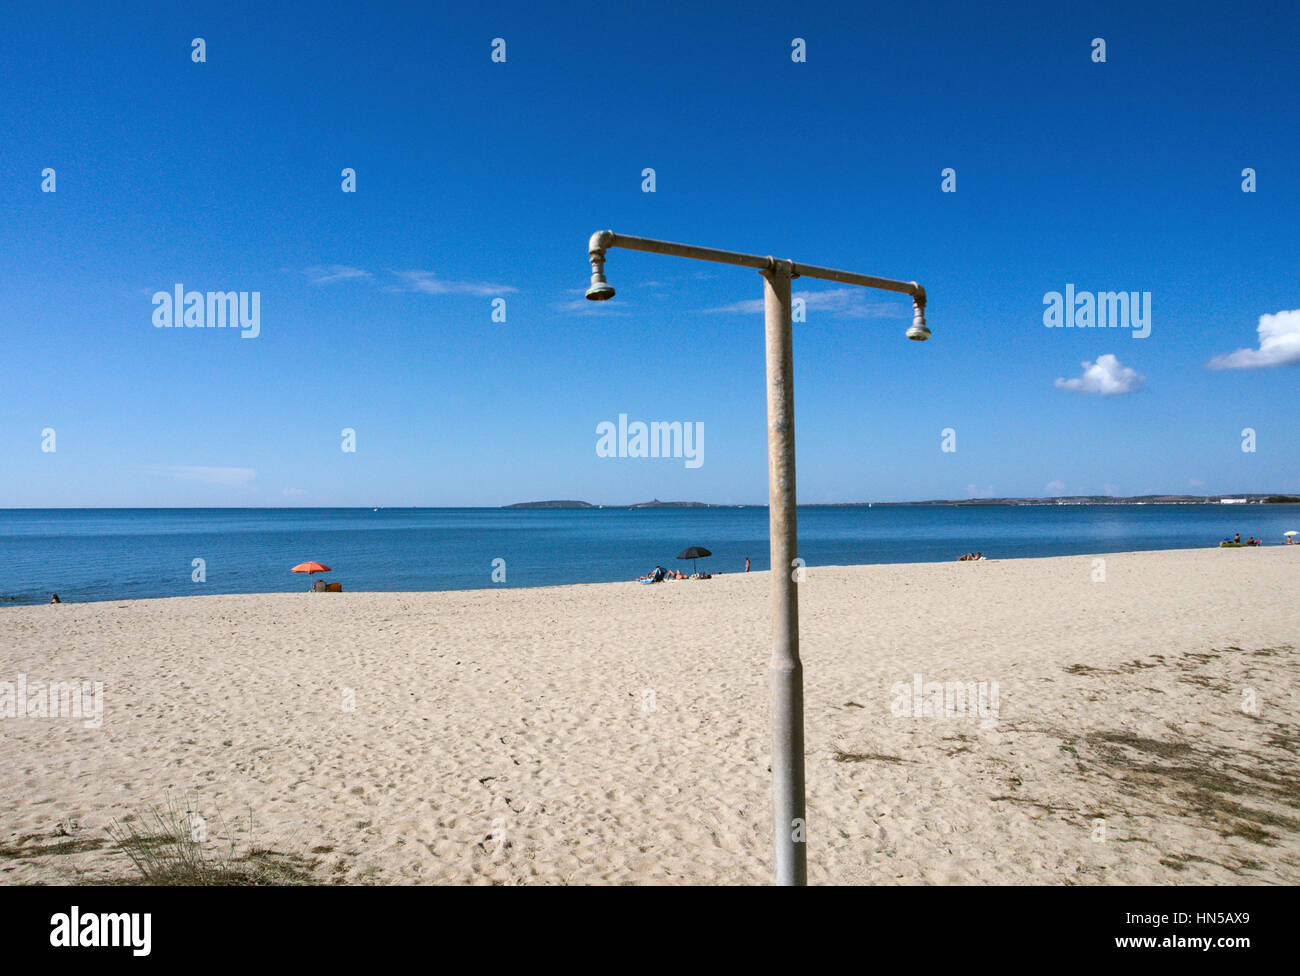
[
  {"xmin": 505, "ymin": 494, "xmax": 1300, "ymax": 509},
  {"xmin": 505, "ymin": 498, "xmax": 712, "ymax": 509},
  {"xmin": 869, "ymin": 493, "xmax": 1300, "ymax": 507}
]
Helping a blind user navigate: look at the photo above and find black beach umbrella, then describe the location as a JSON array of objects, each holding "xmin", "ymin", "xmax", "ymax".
[{"xmin": 676, "ymin": 546, "xmax": 712, "ymax": 574}]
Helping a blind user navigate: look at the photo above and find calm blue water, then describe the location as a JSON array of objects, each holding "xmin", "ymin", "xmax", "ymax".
[{"xmin": 1, "ymin": 506, "xmax": 1296, "ymax": 606}]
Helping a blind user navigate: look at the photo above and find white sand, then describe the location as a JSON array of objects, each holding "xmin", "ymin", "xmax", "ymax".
[{"xmin": 2, "ymin": 546, "xmax": 1298, "ymax": 885}]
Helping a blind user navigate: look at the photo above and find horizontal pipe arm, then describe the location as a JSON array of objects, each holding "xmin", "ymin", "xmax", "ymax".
[
  {"xmin": 789, "ymin": 261, "xmax": 923, "ymax": 302},
  {"xmin": 589, "ymin": 230, "xmax": 925, "ymax": 302},
  {"xmin": 594, "ymin": 231, "xmax": 770, "ymax": 272}
]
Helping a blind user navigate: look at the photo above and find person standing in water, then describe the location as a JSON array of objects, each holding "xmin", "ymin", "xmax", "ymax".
[{"xmin": 744, "ymin": 557, "xmax": 750, "ymax": 573}]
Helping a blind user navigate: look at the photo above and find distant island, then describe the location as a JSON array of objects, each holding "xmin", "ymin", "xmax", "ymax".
[
  {"xmin": 506, "ymin": 494, "xmax": 1300, "ymax": 509},
  {"xmin": 505, "ymin": 498, "xmax": 711, "ymax": 509},
  {"xmin": 503, "ymin": 500, "xmax": 595, "ymax": 509}
]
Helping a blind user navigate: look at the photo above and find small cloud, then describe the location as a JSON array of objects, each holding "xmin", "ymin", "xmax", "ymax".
[
  {"xmin": 554, "ymin": 297, "xmax": 618, "ymax": 311},
  {"xmin": 282, "ymin": 487, "xmax": 306, "ymax": 497},
  {"xmin": 705, "ymin": 288, "xmax": 904, "ymax": 319},
  {"xmin": 645, "ymin": 270, "xmax": 715, "ymax": 287},
  {"xmin": 705, "ymin": 297, "xmax": 762, "ymax": 314},
  {"xmin": 1102, "ymin": 482, "xmax": 1119, "ymax": 496},
  {"xmin": 1206, "ymin": 309, "xmax": 1300, "ymax": 370},
  {"xmin": 303, "ymin": 265, "xmax": 371, "ymax": 286},
  {"xmin": 144, "ymin": 465, "xmax": 256, "ymax": 485},
  {"xmin": 552, "ymin": 290, "xmax": 632, "ymax": 316},
  {"xmin": 391, "ymin": 270, "xmax": 517, "ymax": 297},
  {"xmin": 966, "ymin": 484, "xmax": 995, "ymax": 499},
  {"xmin": 1054, "ymin": 354, "xmax": 1144, "ymax": 395},
  {"xmin": 1045, "ymin": 480, "xmax": 1066, "ymax": 494},
  {"xmin": 1189, "ymin": 478, "xmax": 1205, "ymax": 488}
]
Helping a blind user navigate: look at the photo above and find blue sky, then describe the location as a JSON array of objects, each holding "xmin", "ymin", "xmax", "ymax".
[{"xmin": 2, "ymin": 0, "xmax": 1297, "ymax": 507}]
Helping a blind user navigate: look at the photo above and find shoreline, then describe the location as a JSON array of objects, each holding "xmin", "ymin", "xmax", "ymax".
[{"xmin": 5, "ymin": 544, "xmax": 1296, "ymax": 609}]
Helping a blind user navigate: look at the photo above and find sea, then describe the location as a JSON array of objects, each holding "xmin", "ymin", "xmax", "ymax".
[{"xmin": 1, "ymin": 505, "xmax": 1296, "ymax": 606}]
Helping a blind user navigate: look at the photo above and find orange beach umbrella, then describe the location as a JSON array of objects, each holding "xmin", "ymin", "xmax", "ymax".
[{"xmin": 291, "ymin": 562, "xmax": 331, "ymax": 575}]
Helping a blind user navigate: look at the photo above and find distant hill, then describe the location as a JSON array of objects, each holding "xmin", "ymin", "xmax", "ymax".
[
  {"xmin": 504, "ymin": 500, "xmax": 595, "ymax": 509},
  {"xmin": 504, "ymin": 498, "xmax": 711, "ymax": 509},
  {"xmin": 628, "ymin": 499, "xmax": 710, "ymax": 508},
  {"xmin": 872, "ymin": 494, "xmax": 1300, "ymax": 506},
  {"xmin": 505, "ymin": 494, "xmax": 1300, "ymax": 509}
]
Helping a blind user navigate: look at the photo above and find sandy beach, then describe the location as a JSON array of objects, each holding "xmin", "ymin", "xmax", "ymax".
[{"xmin": 2, "ymin": 546, "xmax": 1297, "ymax": 885}]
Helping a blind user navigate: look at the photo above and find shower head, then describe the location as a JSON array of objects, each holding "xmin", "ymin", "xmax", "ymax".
[{"xmin": 586, "ymin": 230, "xmax": 616, "ymax": 300}]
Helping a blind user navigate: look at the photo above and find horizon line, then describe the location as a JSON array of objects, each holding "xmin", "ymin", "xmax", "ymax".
[{"xmin": 3, "ymin": 492, "xmax": 1299, "ymax": 512}]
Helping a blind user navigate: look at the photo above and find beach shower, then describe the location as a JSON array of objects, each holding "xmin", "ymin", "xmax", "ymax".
[
  {"xmin": 587, "ymin": 229, "xmax": 928, "ymax": 341},
  {"xmin": 583, "ymin": 229, "xmax": 932, "ymax": 886},
  {"xmin": 907, "ymin": 297, "xmax": 931, "ymax": 340},
  {"xmin": 585, "ymin": 233, "xmax": 616, "ymax": 301}
]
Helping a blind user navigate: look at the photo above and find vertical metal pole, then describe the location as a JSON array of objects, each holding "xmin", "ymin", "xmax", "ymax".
[{"xmin": 762, "ymin": 263, "xmax": 806, "ymax": 886}]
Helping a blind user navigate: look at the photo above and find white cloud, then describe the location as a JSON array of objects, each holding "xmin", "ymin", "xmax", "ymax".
[
  {"xmin": 1189, "ymin": 478, "xmax": 1205, "ymax": 488},
  {"xmin": 303, "ymin": 265, "xmax": 371, "ymax": 285},
  {"xmin": 637, "ymin": 271, "xmax": 716, "ymax": 289},
  {"xmin": 391, "ymin": 270, "xmax": 517, "ymax": 297},
  {"xmin": 1054, "ymin": 354, "xmax": 1144, "ymax": 395},
  {"xmin": 966, "ymin": 484, "xmax": 995, "ymax": 499},
  {"xmin": 1045, "ymin": 480, "xmax": 1066, "ymax": 494},
  {"xmin": 1207, "ymin": 309, "xmax": 1300, "ymax": 370},
  {"xmin": 552, "ymin": 290, "xmax": 632, "ymax": 316},
  {"xmin": 554, "ymin": 300, "xmax": 630, "ymax": 315},
  {"xmin": 144, "ymin": 466, "xmax": 256, "ymax": 485},
  {"xmin": 705, "ymin": 288, "xmax": 904, "ymax": 319}
]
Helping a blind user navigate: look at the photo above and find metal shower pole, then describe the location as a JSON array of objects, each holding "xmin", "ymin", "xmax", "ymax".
[{"xmin": 585, "ymin": 230, "xmax": 929, "ymax": 885}]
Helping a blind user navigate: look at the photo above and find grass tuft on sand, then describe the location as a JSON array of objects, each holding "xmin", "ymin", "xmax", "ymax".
[{"xmin": 105, "ymin": 795, "xmax": 317, "ymax": 886}]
